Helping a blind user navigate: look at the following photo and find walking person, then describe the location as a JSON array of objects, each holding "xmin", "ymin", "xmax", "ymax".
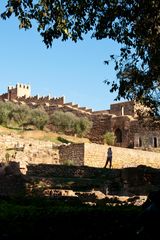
[{"xmin": 104, "ymin": 147, "xmax": 112, "ymax": 168}]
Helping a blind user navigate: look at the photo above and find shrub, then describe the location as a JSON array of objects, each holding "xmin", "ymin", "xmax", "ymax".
[
  {"xmin": 50, "ymin": 111, "xmax": 92, "ymax": 137},
  {"xmin": 31, "ymin": 108, "xmax": 49, "ymax": 130},
  {"xmin": 50, "ymin": 111, "xmax": 76, "ymax": 132},
  {"xmin": 0, "ymin": 101, "xmax": 16, "ymax": 126},
  {"xmin": 104, "ymin": 131, "xmax": 116, "ymax": 145},
  {"xmin": 74, "ymin": 117, "xmax": 93, "ymax": 137},
  {"xmin": 8, "ymin": 105, "xmax": 32, "ymax": 129}
]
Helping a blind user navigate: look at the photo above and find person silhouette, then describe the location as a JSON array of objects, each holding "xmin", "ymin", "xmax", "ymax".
[{"xmin": 104, "ymin": 147, "xmax": 112, "ymax": 168}]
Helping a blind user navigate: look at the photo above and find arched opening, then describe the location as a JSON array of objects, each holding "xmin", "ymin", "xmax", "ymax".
[
  {"xmin": 115, "ymin": 128, "xmax": 122, "ymax": 143},
  {"xmin": 154, "ymin": 137, "xmax": 157, "ymax": 148},
  {"xmin": 139, "ymin": 137, "xmax": 142, "ymax": 147}
]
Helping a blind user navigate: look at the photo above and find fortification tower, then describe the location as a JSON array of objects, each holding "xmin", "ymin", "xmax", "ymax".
[{"xmin": 8, "ymin": 83, "xmax": 31, "ymax": 100}]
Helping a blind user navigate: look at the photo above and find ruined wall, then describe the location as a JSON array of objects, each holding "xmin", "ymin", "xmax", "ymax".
[
  {"xmin": 23, "ymin": 164, "xmax": 160, "ymax": 197},
  {"xmin": 8, "ymin": 86, "xmax": 17, "ymax": 100},
  {"xmin": 129, "ymin": 119, "xmax": 160, "ymax": 148},
  {"xmin": 87, "ymin": 114, "xmax": 134, "ymax": 146},
  {"xmin": 46, "ymin": 104, "xmax": 92, "ymax": 118},
  {"xmin": 88, "ymin": 114, "xmax": 112, "ymax": 143},
  {"xmin": 0, "ymin": 134, "xmax": 59, "ymax": 174},
  {"xmin": 134, "ymin": 132, "xmax": 160, "ymax": 148},
  {"xmin": 15, "ymin": 95, "xmax": 64, "ymax": 106},
  {"xmin": 110, "ymin": 115, "xmax": 133, "ymax": 148},
  {"xmin": 0, "ymin": 84, "xmax": 159, "ymax": 150},
  {"xmin": 59, "ymin": 143, "xmax": 84, "ymax": 166},
  {"xmin": 0, "ymin": 93, "xmax": 8, "ymax": 101},
  {"xmin": 59, "ymin": 143, "xmax": 160, "ymax": 169},
  {"xmin": 110, "ymin": 101, "xmax": 135, "ymax": 117}
]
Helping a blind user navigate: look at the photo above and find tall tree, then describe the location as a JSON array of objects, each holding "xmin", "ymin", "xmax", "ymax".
[{"xmin": 1, "ymin": 0, "xmax": 160, "ymax": 114}]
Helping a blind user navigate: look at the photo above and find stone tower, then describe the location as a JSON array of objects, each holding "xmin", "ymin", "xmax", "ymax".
[{"xmin": 8, "ymin": 83, "xmax": 31, "ymax": 100}]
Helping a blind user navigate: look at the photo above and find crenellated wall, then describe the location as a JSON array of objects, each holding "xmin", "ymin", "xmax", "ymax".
[
  {"xmin": 110, "ymin": 101, "xmax": 135, "ymax": 117},
  {"xmin": 0, "ymin": 83, "xmax": 159, "ymax": 149},
  {"xmin": 17, "ymin": 95, "xmax": 65, "ymax": 105}
]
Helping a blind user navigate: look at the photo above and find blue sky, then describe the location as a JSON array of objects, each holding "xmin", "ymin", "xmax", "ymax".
[{"xmin": 0, "ymin": 10, "xmax": 122, "ymax": 111}]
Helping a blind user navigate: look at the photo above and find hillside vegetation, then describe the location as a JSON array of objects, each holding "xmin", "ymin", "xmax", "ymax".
[
  {"xmin": 0, "ymin": 101, "xmax": 93, "ymax": 138},
  {"xmin": 0, "ymin": 125, "xmax": 90, "ymax": 144}
]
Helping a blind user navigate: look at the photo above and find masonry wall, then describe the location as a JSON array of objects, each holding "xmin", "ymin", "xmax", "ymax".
[
  {"xmin": 110, "ymin": 101, "xmax": 135, "ymax": 116},
  {"xmin": 16, "ymin": 96, "xmax": 65, "ymax": 105},
  {"xmin": 8, "ymin": 87, "xmax": 17, "ymax": 100},
  {"xmin": 85, "ymin": 143, "xmax": 160, "ymax": 168},
  {"xmin": 0, "ymin": 134, "xmax": 59, "ymax": 174},
  {"xmin": 0, "ymin": 93, "xmax": 8, "ymax": 101},
  {"xmin": 88, "ymin": 114, "xmax": 112, "ymax": 143},
  {"xmin": 59, "ymin": 143, "xmax": 160, "ymax": 169},
  {"xmin": 110, "ymin": 115, "xmax": 132, "ymax": 147},
  {"xmin": 59, "ymin": 143, "xmax": 84, "ymax": 166},
  {"xmin": 16, "ymin": 83, "xmax": 31, "ymax": 98},
  {"xmin": 0, "ymin": 84, "xmax": 159, "ymax": 150}
]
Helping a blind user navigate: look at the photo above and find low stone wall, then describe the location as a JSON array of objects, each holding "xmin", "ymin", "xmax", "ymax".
[
  {"xmin": 110, "ymin": 145, "xmax": 160, "ymax": 169},
  {"xmin": 26, "ymin": 164, "xmax": 160, "ymax": 196},
  {"xmin": 59, "ymin": 143, "xmax": 84, "ymax": 166},
  {"xmin": 59, "ymin": 143, "xmax": 160, "ymax": 169},
  {"xmin": 0, "ymin": 134, "xmax": 59, "ymax": 174},
  {"xmin": 0, "ymin": 162, "xmax": 160, "ymax": 197}
]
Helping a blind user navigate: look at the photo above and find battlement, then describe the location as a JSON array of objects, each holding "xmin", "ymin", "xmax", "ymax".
[
  {"xmin": 0, "ymin": 83, "xmax": 159, "ymax": 150},
  {"xmin": 7, "ymin": 83, "xmax": 31, "ymax": 100},
  {"xmin": 109, "ymin": 101, "xmax": 135, "ymax": 117},
  {"xmin": 0, "ymin": 83, "xmax": 150, "ymax": 118},
  {"xmin": 0, "ymin": 83, "xmax": 92, "ymax": 114}
]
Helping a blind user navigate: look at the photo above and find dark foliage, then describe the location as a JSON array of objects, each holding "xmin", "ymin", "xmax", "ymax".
[{"xmin": 1, "ymin": 1, "xmax": 160, "ymax": 114}]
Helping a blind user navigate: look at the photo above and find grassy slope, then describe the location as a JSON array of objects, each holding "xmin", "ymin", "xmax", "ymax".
[{"xmin": 0, "ymin": 125, "xmax": 90, "ymax": 144}]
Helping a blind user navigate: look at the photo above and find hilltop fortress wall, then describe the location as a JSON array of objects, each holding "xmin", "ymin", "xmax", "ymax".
[{"xmin": 0, "ymin": 83, "xmax": 160, "ymax": 149}]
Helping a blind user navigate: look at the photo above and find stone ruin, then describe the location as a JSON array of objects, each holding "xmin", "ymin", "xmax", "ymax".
[{"xmin": 0, "ymin": 83, "xmax": 159, "ymax": 149}]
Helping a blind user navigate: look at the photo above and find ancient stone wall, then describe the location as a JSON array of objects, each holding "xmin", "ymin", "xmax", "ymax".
[
  {"xmin": 59, "ymin": 143, "xmax": 84, "ymax": 166},
  {"xmin": 16, "ymin": 83, "xmax": 31, "ymax": 98},
  {"xmin": 46, "ymin": 104, "xmax": 92, "ymax": 117},
  {"xmin": 8, "ymin": 86, "xmax": 17, "ymax": 100},
  {"xmin": 8, "ymin": 83, "xmax": 31, "ymax": 99},
  {"xmin": 59, "ymin": 143, "xmax": 160, "ymax": 169},
  {"xmin": 110, "ymin": 115, "xmax": 133, "ymax": 147},
  {"xmin": 0, "ymin": 84, "xmax": 159, "ymax": 150},
  {"xmin": 110, "ymin": 101, "xmax": 135, "ymax": 117},
  {"xmin": 87, "ymin": 114, "xmax": 112, "ymax": 143},
  {"xmin": 17, "ymin": 96, "xmax": 64, "ymax": 105},
  {"xmin": 0, "ymin": 93, "xmax": 8, "ymax": 101},
  {"xmin": 0, "ymin": 134, "xmax": 59, "ymax": 174},
  {"xmin": 87, "ymin": 114, "xmax": 134, "ymax": 146},
  {"xmin": 22, "ymin": 164, "xmax": 160, "ymax": 197}
]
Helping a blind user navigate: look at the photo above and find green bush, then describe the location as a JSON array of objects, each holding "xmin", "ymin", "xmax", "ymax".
[
  {"xmin": 0, "ymin": 101, "xmax": 16, "ymax": 126},
  {"xmin": 104, "ymin": 131, "xmax": 116, "ymax": 145},
  {"xmin": 50, "ymin": 111, "xmax": 76, "ymax": 132},
  {"xmin": 8, "ymin": 105, "xmax": 32, "ymax": 129},
  {"xmin": 74, "ymin": 117, "xmax": 93, "ymax": 137},
  {"xmin": 50, "ymin": 110, "xmax": 92, "ymax": 137},
  {"xmin": 31, "ymin": 108, "xmax": 49, "ymax": 130}
]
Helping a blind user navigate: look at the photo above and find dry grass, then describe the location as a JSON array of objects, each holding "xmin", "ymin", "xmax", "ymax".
[{"xmin": 0, "ymin": 126, "xmax": 90, "ymax": 144}]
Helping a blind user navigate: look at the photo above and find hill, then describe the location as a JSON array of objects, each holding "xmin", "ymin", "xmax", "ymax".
[{"xmin": 0, "ymin": 125, "xmax": 90, "ymax": 144}]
